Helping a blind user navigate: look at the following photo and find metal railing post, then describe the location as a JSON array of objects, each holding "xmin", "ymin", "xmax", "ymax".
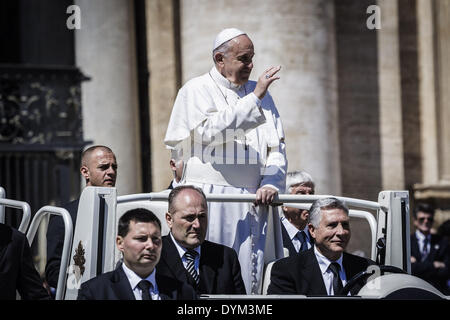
[
  {"xmin": 26, "ymin": 206, "xmax": 73, "ymax": 300},
  {"xmin": 0, "ymin": 186, "xmax": 5, "ymax": 224},
  {"xmin": 0, "ymin": 198, "xmax": 32, "ymax": 233}
]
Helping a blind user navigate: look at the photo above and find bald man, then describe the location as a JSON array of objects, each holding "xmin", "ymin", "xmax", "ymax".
[
  {"xmin": 156, "ymin": 185, "xmax": 246, "ymax": 295},
  {"xmin": 45, "ymin": 145, "xmax": 118, "ymax": 292}
]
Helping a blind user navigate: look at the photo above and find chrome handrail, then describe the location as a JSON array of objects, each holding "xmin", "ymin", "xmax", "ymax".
[
  {"xmin": 0, "ymin": 198, "xmax": 32, "ymax": 233},
  {"xmin": 26, "ymin": 206, "xmax": 73, "ymax": 301},
  {"xmin": 0, "ymin": 186, "xmax": 5, "ymax": 224},
  {"xmin": 118, "ymin": 192, "xmax": 381, "ymax": 210},
  {"xmin": 118, "ymin": 192, "xmax": 380, "ymax": 260}
]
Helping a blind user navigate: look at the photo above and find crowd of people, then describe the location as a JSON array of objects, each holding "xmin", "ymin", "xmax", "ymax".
[{"xmin": 1, "ymin": 28, "xmax": 449, "ymax": 300}]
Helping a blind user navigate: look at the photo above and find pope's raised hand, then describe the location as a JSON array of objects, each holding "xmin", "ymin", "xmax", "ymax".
[{"xmin": 254, "ymin": 65, "xmax": 281, "ymax": 100}]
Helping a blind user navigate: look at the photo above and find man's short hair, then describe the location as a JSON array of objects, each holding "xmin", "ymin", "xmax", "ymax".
[
  {"xmin": 308, "ymin": 197, "xmax": 349, "ymax": 228},
  {"xmin": 118, "ymin": 208, "xmax": 161, "ymax": 237},
  {"xmin": 81, "ymin": 145, "xmax": 115, "ymax": 167},
  {"xmin": 286, "ymin": 170, "xmax": 315, "ymax": 193},
  {"xmin": 168, "ymin": 185, "xmax": 207, "ymax": 214},
  {"xmin": 413, "ymin": 203, "xmax": 435, "ymax": 219}
]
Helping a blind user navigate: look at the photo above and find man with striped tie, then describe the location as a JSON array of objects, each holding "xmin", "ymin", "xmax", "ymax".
[
  {"xmin": 157, "ymin": 185, "xmax": 246, "ymax": 294},
  {"xmin": 268, "ymin": 198, "xmax": 376, "ymax": 296}
]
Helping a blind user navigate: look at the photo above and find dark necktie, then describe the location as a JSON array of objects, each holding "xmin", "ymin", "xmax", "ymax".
[
  {"xmin": 328, "ymin": 262, "xmax": 343, "ymax": 295},
  {"xmin": 296, "ymin": 231, "xmax": 307, "ymax": 252},
  {"xmin": 422, "ymin": 237, "xmax": 429, "ymax": 261},
  {"xmin": 137, "ymin": 280, "xmax": 153, "ymax": 300},
  {"xmin": 185, "ymin": 250, "xmax": 200, "ymax": 285}
]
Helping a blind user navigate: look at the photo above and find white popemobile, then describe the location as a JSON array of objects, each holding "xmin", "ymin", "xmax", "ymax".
[{"xmin": 0, "ymin": 185, "xmax": 447, "ymax": 300}]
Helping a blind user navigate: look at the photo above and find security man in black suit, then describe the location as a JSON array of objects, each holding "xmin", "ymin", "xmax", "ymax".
[
  {"xmin": 156, "ymin": 185, "xmax": 246, "ymax": 294},
  {"xmin": 0, "ymin": 223, "xmax": 50, "ymax": 300},
  {"xmin": 410, "ymin": 203, "xmax": 450, "ymax": 294},
  {"xmin": 268, "ymin": 197, "xmax": 376, "ymax": 296},
  {"xmin": 77, "ymin": 208, "xmax": 196, "ymax": 300},
  {"xmin": 46, "ymin": 145, "xmax": 117, "ymax": 290}
]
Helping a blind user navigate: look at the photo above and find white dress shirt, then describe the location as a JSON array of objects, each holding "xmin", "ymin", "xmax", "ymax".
[
  {"xmin": 313, "ymin": 246, "xmax": 347, "ymax": 295},
  {"xmin": 121, "ymin": 263, "xmax": 161, "ymax": 300}
]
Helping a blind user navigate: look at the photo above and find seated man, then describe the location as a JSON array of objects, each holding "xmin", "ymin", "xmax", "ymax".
[
  {"xmin": 156, "ymin": 185, "xmax": 246, "ymax": 294},
  {"xmin": 268, "ymin": 197, "xmax": 376, "ymax": 296},
  {"xmin": 281, "ymin": 171, "xmax": 315, "ymax": 256},
  {"xmin": 77, "ymin": 208, "xmax": 196, "ymax": 300},
  {"xmin": 0, "ymin": 223, "xmax": 50, "ymax": 300}
]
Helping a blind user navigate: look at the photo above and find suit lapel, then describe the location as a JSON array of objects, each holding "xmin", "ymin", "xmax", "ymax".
[
  {"xmin": 161, "ymin": 236, "xmax": 189, "ymax": 282},
  {"xmin": 111, "ymin": 267, "xmax": 136, "ymax": 300},
  {"xmin": 302, "ymin": 249, "xmax": 327, "ymax": 295},
  {"xmin": 280, "ymin": 223, "xmax": 297, "ymax": 257},
  {"xmin": 410, "ymin": 234, "xmax": 421, "ymax": 258},
  {"xmin": 199, "ymin": 241, "xmax": 216, "ymax": 294},
  {"xmin": 342, "ymin": 252, "xmax": 360, "ymax": 280},
  {"xmin": 429, "ymin": 235, "xmax": 440, "ymax": 259}
]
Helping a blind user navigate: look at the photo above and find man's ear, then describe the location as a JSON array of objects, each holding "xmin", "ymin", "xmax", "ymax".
[
  {"xmin": 214, "ymin": 52, "xmax": 225, "ymax": 65},
  {"xmin": 169, "ymin": 159, "xmax": 176, "ymax": 171},
  {"xmin": 301, "ymin": 211, "xmax": 309, "ymax": 221},
  {"xmin": 116, "ymin": 236, "xmax": 124, "ymax": 252},
  {"xmin": 308, "ymin": 223, "xmax": 316, "ymax": 239},
  {"xmin": 80, "ymin": 165, "xmax": 89, "ymax": 181},
  {"xmin": 165, "ymin": 212, "xmax": 173, "ymax": 229}
]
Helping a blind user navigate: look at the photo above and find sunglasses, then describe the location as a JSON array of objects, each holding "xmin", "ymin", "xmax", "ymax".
[{"xmin": 417, "ymin": 217, "xmax": 433, "ymax": 223}]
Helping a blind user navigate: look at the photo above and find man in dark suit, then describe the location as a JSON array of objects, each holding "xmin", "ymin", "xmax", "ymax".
[
  {"xmin": 0, "ymin": 223, "xmax": 50, "ymax": 300},
  {"xmin": 281, "ymin": 171, "xmax": 315, "ymax": 256},
  {"xmin": 77, "ymin": 208, "xmax": 196, "ymax": 300},
  {"xmin": 156, "ymin": 185, "xmax": 246, "ymax": 294},
  {"xmin": 410, "ymin": 203, "xmax": 450, "ymax": 294},
  {"xmin": 268, "ymin": 197, "xmax": 376, "ymax": 296},
  {"xmin": 46, "ymin": 145, "xmax": 118, "ymax": 290}
]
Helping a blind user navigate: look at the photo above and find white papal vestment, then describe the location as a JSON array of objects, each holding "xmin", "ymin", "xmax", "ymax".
[{"xmin": 164, "ymin": 66, "xmax": 287, "ymax": 294}]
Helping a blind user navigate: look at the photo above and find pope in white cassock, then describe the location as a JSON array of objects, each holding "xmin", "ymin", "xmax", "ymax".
[{"xmin": 164, "ymin": 28, "xmax": 287, "ymax": 294}]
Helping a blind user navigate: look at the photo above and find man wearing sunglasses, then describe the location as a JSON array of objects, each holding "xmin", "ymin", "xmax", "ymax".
[{"xmin": 410, "ymin": 203, "xmax": 450, "ymax": 294}]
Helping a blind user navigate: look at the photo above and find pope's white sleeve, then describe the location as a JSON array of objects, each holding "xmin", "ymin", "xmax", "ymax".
[
  {"xmin": 194, "ymin": 93, "xmax": 266, "ymax": 146},
  {"xmin": 260, "ymin": 139, "xmax": 287, "ymax": 193}
]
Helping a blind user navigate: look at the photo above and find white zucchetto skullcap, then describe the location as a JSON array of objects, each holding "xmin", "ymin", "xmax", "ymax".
[{"xmin": 213, "ymin": 28, "xmax": 246, "ymax": 51}]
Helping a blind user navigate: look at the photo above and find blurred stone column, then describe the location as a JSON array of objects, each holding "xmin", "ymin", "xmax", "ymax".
[
  {"xmin": 417, "ymin": 0, "xmax": 439, "ymax": 185},
  {"xmin": 146, "ymin": 0, "xmax": 180, "ymax": 191},
  {"xmin": 377, "ymin": 0, "xmax": 405, "ymax": 190},
  {"xmin": 414, "ymin": 0, "xmax": 450, "ymax": 225},
  {"xmin": 434, "ymin": 0, "xmax": 450, "ymax": 183},
  {"xmin": 75, "ymin": 0, "xmax": 142, "ymax": 195},
  {"xmin": 180, "ymin": 0, "xmax": 340, "ymax": 194}
]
